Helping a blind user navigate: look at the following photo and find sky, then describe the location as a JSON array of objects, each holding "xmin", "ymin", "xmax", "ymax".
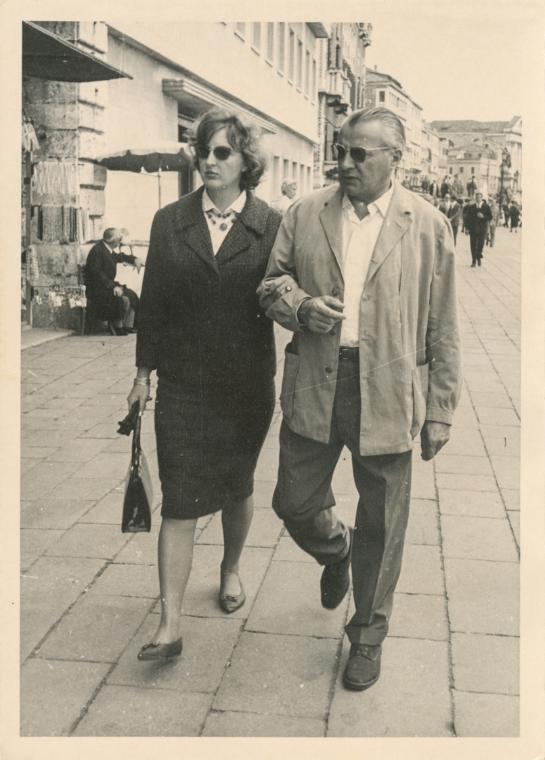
[{"xmin": 362, "ymin": 3, "xmax": 534, "ymax": 122}]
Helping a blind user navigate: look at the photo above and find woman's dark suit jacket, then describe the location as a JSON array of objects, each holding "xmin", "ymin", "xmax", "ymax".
[{"xmin": 136, "ymin": 187, "xmax": 282, "ymax": 395}]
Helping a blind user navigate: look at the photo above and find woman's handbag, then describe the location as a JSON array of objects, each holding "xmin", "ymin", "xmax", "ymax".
[{"xmin": 120, "ymin": 404, "xmax": 152, "ymax": 533}]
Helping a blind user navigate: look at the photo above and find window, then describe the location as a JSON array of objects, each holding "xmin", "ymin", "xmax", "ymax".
[
  {"xmin": 277, "ymin": 23, "xmax": 285, "ymax": 73},
  {"xmin": 312, "ymin": 58, "xmax": 317, "ymax": 101},
  {"xmin": 296, "ymin": 38, "xmax": 303, "ymax": 89},
  {"xmin": 307, "ymin": 166, "xmax": 311, "ymax": 193},
  {"xmin": 252, "ymin": 22, "xmax": 261, "ymax": 51},
  {"xmin": 459, "ymin": 166, "xmax": 464, "ymax": 174},
  {"xmin": 471, "ymin": 167, "xmax": 475, "ymax": 174},
  {"xmin": 305, "ymin": 50, "xmax": 310, "ymax": 96},
  {"xmin": 283, "ymin": 158, "xmax": 289, "ymax": 180},
  {"xmin": 288, "ymin": 27, "xmax": 295, "ymax": 82},
  {"xmin": 378, "ymin": 90, "xmax": 385, "ymax": 103},
  {"xmin": 266, "ymin": 23, "xmax": 274, "ymax": 62},
  {"xmin": 292, "ymin": 161, "xmax": 297, "ymax": 181},
  {"xmin": 235, "ymin": 22, "xmax": 246, "ymax": 39}
]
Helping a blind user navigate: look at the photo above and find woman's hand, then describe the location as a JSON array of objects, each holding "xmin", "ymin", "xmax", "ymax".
[{"xmin": 127, "ymin": 380, "xmax": 151, "ymax": 414}]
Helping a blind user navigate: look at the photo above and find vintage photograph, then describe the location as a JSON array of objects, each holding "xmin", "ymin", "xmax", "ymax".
[{"xmin": 14, "ymin": 7, "xmax": 532, "ymax": 743}]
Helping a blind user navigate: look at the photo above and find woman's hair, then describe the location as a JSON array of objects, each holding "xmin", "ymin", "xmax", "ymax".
[{"xmin": 190, "ymin": 108, "xmax": 267, "ymax": 190}]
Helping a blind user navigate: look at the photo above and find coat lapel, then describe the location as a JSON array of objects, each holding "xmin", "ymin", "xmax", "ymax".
[
  {"xmin": 318, "ymin": 187, "xmax": 344, "ymax": 277},
  {"xmin": 365, "ymin": 184, "xmax": 413, "ymax": 285},
  {"xmin": 173, "ymin": 188, "xmax": 218, "ymax": 274}
]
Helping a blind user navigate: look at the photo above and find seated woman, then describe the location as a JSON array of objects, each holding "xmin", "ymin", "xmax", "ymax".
[{"xmin": 84, "ymin": 227, "xmax": 141, "ymax": 335}]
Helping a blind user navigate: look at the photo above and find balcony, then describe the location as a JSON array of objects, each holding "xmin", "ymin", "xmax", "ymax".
[{"xmin": 323, "ymin": 68, "xmax": 352, "ymax": 110}]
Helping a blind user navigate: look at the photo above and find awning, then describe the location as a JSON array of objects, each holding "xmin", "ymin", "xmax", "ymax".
[{"xmin": 23, "ymin": 21, "xmax": 132, "ymax": 82}]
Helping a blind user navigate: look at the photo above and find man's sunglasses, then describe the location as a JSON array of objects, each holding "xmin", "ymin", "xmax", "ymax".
[
  {"xmin": 333, "ymin": 143, "xmax": 392, "ymax": 163},
  {"xmin": 195, "ymin": 146, "xmax": 233, "ymax": 161}
]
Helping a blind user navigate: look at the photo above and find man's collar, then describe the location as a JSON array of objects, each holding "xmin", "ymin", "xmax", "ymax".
[
  {"xmin": 342, "ymin": 182, "xmax": 394, "ymax": 218},
  {"xmin": 202, "ymin": 189, "xmax": 246, "ymax": 215},
  {"xmin": 103, "ymin": 241, "xmax": 113, "ymax": 253}
]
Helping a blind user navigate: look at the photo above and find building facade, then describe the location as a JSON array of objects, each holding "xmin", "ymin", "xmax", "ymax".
[
  {"xmin": 22, "ymin": 21, "xmax": 335, "ymax": 328},
  {"xmin": 364, "ymin": 68, "xmax": 424, "ymax": 186},
  {"xmin": 429, "ymin": 118, "xmax": 522, "ymax": 201},
  {"xmin": 315, "ymin": 23, "xmax": 373, "ymax": 184}
]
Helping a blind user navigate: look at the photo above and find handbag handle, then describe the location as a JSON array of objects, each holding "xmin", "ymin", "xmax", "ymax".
[{"xmin": 131, "ymin": 412, "xmax": 142, "ymax": 470}]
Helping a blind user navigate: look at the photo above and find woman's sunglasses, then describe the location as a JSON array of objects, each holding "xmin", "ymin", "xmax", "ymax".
[
  {"xmin": 333, "ymin": 143, "xmax": 392, "ymax": 163},
  {"xmin": 195, "ymin": 146, "xmax": 233, "ymax": 161}
]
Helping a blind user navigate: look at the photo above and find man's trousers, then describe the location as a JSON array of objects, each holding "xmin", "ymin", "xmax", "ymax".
[
  {"xmin": 272, "ymin": 354, "xmax": 412, "ymax": 646},
  {"xmin": 470, "ymin": 229, "xmax": 487, "ymax": 263}
]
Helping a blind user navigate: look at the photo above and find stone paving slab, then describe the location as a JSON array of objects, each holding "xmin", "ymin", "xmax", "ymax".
[
  {"xmin": 73, "ymin": 684, "xmax": 212, "ymax": 736},
  {"xmin": 78, "ymin": 490, "xmax": 128, "ymax": 525},
  {"xmin": 108, "ymin": 613, "xmax": 241, "ymax": 693},
  {"xmin": 444, "ymin": 558, "xmax": 518, "ymax": 636},
  {"xmin": 405, "ymin": 498, "xmax": 440, "ymax": 545},
  {"xmin": 327, "ymin": 637, "xmax": 452, "ymax": 736},
  {"xmin": 53, "ymin": 474, "xmax": 123, "ymax": 501},
  {"xmin": 21, "ymin": 497, "xmax": 97, "ymax": 530},
  {"xmin": 21, "ymin": 658, "xmax": 110, "ymax": 736},
  {"xmin": 441, "ymin": 515, "xmax": 518, "ymax": 562},
  {"xmin": 396, "ymin": 544, "xmax": 444, "ymax": 596},
  {"xmin": 170, "ymin": 545, "xmax": 273, "ymax": 619},
  {"xmin": 21, "ymin": 555, "xmax": 105, "ymax": 661},
  {"xmin": 213, "ymin": 631, "xmax": 337, "ymax": 719},
  {"xmin": 453, "ymin": 691, "xmax": 519, "ymax": 736},
  {"xmin": 387, "ymin": 593, "xmax": 449, "ymax": 641},
  {"xmin": 44, "ymin": 522, "xmax": 130, "ymax": 560},
  {"xmin": 246, "ymin": 560, "xmax": 348, "ymax": 638},
  {"xmin": 451, "ymin": 632, "xmax": 519, "ymax": 695},
  {"xmin": 37, "ymin": 593, "xmax": 153, "ymax": 663},
  {"xmin": 202, "ymin": 710, "xmax": 326, "ymax": 736},
  {"xmin": 90, "ymin": 562, "xmax": 159, "ymax": 599},
  {"xmin": 437, "ymin": 489, "xmax": 506, "ymax": 518},
  {"xmin": 434, "ymin": 453, "xmax": 494, "ymax": 476},
  {"xmin": 21, "ymin": 528, "xmax": 65, "ymax": 571},
  {"xmin": 197, "ymin": 507, "xmax": 283, "ymax": 549}
]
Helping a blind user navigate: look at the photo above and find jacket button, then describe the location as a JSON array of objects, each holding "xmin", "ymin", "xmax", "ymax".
[
  {"xmin": 325, "ymin": 366, "xmax": 333, "ymax": 373},
  {"xmin": 331, "ymin": 287, "xmax": 340, "ymax": 297}
]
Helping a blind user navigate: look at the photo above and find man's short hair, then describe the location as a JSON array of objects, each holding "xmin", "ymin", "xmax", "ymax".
[
  {"xmin": 103, "ymin": 228, "xmax": 122, "ymax": 244},
  {"xmin": 341, "ymin": 106, "xmax": 406, "ymax": 152},
  {"xmin": 281, "ymin": 180, "xmax": 296, "ymax": 194}
]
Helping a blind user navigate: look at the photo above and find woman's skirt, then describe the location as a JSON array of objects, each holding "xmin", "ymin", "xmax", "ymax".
[{"xmin": 155, "ymin": 376, "xmax": 275, "ymax": 519}]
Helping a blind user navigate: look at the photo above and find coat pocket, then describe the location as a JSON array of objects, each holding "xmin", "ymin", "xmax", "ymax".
[
  {"xmin": 280, "ymin": 345, "xmax": 300, "ymax": 420},
  {"xmin": 411, "ymin": 367, "xmax": 427, "ymax": 439}
]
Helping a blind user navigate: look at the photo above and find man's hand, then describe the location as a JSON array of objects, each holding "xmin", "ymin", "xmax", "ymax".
[
  {"xmin": 113, "ymin": 285, "xmax": 124, "ymax": 297},
  {"xmin": 420, "ymin": 421, "xmax": 451, "ymax": 461},
  {"xmin": 299, "ymin": 296, "xmax": 345, "ymax": 333},
  {"xmin": 133, "ymin": 257, "xmax": 143, "ymax": 274}
]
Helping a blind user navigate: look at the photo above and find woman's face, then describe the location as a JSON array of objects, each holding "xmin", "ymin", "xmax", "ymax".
[{"xmin": 198, "ymin": 127, "xmax": 246, "ymax": 195}]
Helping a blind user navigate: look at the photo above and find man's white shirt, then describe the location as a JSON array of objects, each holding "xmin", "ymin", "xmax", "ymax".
[{"xmin": 340, "ymin": 184, "xmax": 394, "ymax": 347}]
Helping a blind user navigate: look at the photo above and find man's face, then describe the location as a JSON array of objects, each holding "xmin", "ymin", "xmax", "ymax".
[
  {"xmin": 337, "ymin": 119, "xmax": 400, "ymax": 203},
  {"xmin": 445, "ymin": 194, "xmax": 451, "ymax": 203},
  {"xmin": 285, "ymin": 182, "xmax": 297, "ymax": 199},
  {"xmin": 476, "ymin": 193, "xmax": 483, "ymax": 203}
]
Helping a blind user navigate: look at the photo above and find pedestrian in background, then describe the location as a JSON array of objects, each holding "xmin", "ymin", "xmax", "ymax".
[
  {"xmin": 486, "ymin": 196, "xmax": 499, "ymax": 247},
  {"xmin": 439, "ymin": 192, "xmax": 462, "ymax": 244},
  {"xmin": 466, "ymin": 175, "xmax": 477, "ymax": 199},
  {"xmin": 503, "ymin": 202, "xmax": 510, "ymax": 226},
  {"xmin": 259, "ymin": 106, "xmax": 461, "ymax": 693},
  {"xmin": 509, "ymin": 202, "xmax": 520, "ymax": 232},
  {"xmin": 273, "ymin": 180, "xmax": 298, "ymax": 215},
  {"xmin": 128, "ymin": 108, "xmax": 282, "ymax": 662},
  {"xmin": 466, "ymin": 191, "xmax": 492, "ymax": 266}
]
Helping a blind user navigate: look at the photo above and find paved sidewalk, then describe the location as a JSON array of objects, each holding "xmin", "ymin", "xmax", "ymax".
[{"xmin": 20, "ymin": 226, "xmax": 520, "ymax": 737}]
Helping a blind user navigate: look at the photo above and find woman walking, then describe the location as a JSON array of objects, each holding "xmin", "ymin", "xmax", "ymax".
[{"xmin": 127, "ymin": 109, "xmax": 282, "ymax": 660}]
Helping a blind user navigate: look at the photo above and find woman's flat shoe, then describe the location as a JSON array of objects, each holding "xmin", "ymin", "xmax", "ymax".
[
  {"xmin": 137, "ymin": 637, "xmax": 183, "ymax": 661},
  {"xmin": 219, "ymin": 575, "xmax": 246, "ymax": 614}
]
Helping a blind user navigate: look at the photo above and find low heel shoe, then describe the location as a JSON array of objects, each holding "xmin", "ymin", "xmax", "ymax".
[
  {"xmin": 320, "ymin": 528, "xmax": 352, "ymax": 609},
  {"xmin": 137, "ymin": 638, "xmax": 183, "ymax": 661}
]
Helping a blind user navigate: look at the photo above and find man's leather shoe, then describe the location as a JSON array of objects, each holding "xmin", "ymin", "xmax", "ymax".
[
  {"xmin": 343, "ymin": 643, "xmax": 382, "ymax": 691},
  {"xmin": 320, "ymin": 528, "xmax": 352, "ymax": 609},
  {"xmin": 137, "ymin": 637, "xmax": 183, "ymax": 661}
]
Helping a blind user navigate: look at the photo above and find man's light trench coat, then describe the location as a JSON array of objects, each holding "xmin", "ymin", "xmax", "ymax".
[{"xmin": 259, "ymin": 183, "xmax": 462, "ymax": 456}]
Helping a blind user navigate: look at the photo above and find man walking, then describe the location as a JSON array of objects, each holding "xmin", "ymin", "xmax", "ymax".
[
  {"xmin": 259, "ymin": 106, "xmax": 462, "ymax": 692},
  {"xmin": 439, "ymin": 192, "xmax": 462, "ymax": 244},
  {"xmin": 465, "ymin": 192, "xmax": 492, "ymax": 267}
]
